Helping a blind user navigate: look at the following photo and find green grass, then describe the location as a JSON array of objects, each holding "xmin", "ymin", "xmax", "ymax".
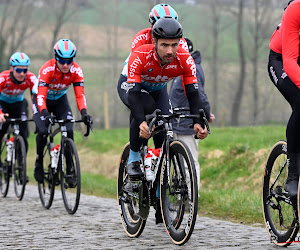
[{"xmin": 24, "ymin": 124, "xmax": 286, "ymax": 226}]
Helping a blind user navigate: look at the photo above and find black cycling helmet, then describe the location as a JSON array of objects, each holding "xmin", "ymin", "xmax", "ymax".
[{"xmin": 152, "ymin": 16, "xmax": 183, "ymax": 40}]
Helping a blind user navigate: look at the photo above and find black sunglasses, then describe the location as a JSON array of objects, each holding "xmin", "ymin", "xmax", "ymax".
[
  {"xmin": 56, "ymin": 57, "xmax": 73, "ymax": 65},
  {"xmin": 14, "ymin": 67, "xmax": 28, "ymax": 73}
]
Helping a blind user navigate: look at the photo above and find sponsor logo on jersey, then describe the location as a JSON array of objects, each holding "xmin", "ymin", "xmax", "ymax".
[
  {"xmin": 132, "ymin": 33, "xmax": 148, "ymax": 49},
  {"xmin": 42, "ymin": 66, "xmax": 55, "ymax": 75},
  {"xmin": 165, "ymin": 65, "xmax": 177, "ymax": 70},
  {"xmin": 121, "ymin": 82, "xmax": 135, "ymax": 93},
  {"xmin": 129, "ymin": 56, "xmax": 142, "ymax": 77},
  {"xmin": 186, "ymin": 55, "xmax": 196, "ymax": 77},
  {"xmin": 37, "ymin": 94, "xmax": 45, "ymax": 107},
  {"xmin": 70, "ymin": 65, "xmax": 83, "ymax": 78},
  {"xmin": 141, "ymin": 74, "xmax": 174, "ymax": 83}
]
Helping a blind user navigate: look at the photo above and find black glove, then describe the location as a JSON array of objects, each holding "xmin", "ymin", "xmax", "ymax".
[
  {"xmin": 81, "ymin": 109, "xmax": 93, "ymax": 125},
  {"xmin": 42, "ymin": 109, "xmax": 54, "ymax": 127}
]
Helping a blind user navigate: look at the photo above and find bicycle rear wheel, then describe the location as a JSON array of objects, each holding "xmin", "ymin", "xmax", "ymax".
[
  {"xmin": 160, "ymin": 140, "xmax": 198, "ymax": 245},
  {"xmin": 262, "ymin": 140, "xmax": 298, "ymax": 246},
  {"xmin": 118, "ymin": 142, "xmax": 146, "ymax": 238},
  {"xmin": 60, "ymin": 138, "xmax": 81, "ymax": 214},
  {"xmin": 38, "ymin": 146, "xmax": 55, "ymax": 209},
  {"xmin": 0, "ymin": 138, "xmax": 10, "ymax": 197},
  {"xmin": 13, "ymin": 135, "xmax": 27, "ymax": 200}
]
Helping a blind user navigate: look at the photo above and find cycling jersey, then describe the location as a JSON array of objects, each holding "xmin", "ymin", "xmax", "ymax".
[
  {"xmin": 121, "ymin": 28, "xmax": 189, "ymax": 77},
  {"xmin": 281, "ymin": 0, "xmax": 300, "ymax": 88},
  {"xmin": 126, "ymin": 44, "xmax": 197, "ymax": 92},
  {"xmin": 0, "ymin": 70, "xmax": 35, "ymax": 111},
  {"xmin": 36, "ymin": 58, "xmax": 86, "ymax": 112},
  {"xmin": 269, "ymin": 24, "xmax": 282, "ymax": 54}
]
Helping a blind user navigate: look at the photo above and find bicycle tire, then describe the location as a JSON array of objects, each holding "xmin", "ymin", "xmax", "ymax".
[
  {"xmin": 0, "ymin": 138, "xmax": 10, "ymax": 197},
  {"xmin": 38, "ymin": 145, "xmax": 55, "ymax": 209},
  {"xmin": 60, "ymin": 138, "xmax": 81, "ymax": 214},
  {"xmin": 118, "ymin": 142, "xmax": 146, "ymax": 238},
  {"xmin": 160, "ymin": 140, "xmax": 198, "ymax": 245},
  {"xmin": 13, "ymin": 135, "xmax": 27, "ymax": 200},
  {"xmin": 262, "ymin": 140, "xmax": 299, "ymax": 246}
]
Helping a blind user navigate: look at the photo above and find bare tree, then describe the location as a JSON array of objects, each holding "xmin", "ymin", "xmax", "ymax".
[
  {"xmin": 229, "ymin": 0, "xmax": 246, "ymax": 126},
  {"xmin": 0, "ymin": 0, "xmax": 41, "ymax": 70},
  {"xmin": 246, "ymin": 0, "xmax": 274, "ymax": 124},
  {"xmin": 204, "ymin": 0, "xmax": 231, "ymax": 122},
  {"xmin": 46, "ymin": 0, "xmax": 78, "ymax": 59}
]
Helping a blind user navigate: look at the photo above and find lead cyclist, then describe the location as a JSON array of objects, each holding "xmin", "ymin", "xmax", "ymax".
[{"xmin": 117, "ymin": 17, "xmax": 208, "ymax": 223}]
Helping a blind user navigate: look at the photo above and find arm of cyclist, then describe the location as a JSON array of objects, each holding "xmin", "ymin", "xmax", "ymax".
[
  {"xmin": 281, "ymin": 1, "xmax": 300, "ymax": 88},
  {"xmin": 37, "ymin": 83, "xmax": 53, "ymax": 126},
  {"xmin": 73, "ymin": 83, "xmax": 93, "ymax": 125}
]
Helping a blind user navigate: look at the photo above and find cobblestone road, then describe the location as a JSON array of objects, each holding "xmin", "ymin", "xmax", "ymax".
[{"xmin": 0, "ymin": 184, "xmax": 299, "ymax": 249}]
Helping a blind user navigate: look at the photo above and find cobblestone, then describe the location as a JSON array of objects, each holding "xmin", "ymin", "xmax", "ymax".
[{"xmin": 0, "ymin": 184, "xmax": 299, "ymax": 249}]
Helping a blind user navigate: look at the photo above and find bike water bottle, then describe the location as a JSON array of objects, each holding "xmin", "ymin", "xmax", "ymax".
[
  {"xmin": 6, "ymin": 137, "xmax": 14, "ymax": 162},
  {"xmin": 50, "ymin": 144, "xmax": 60, "ymax": 168},
  {"xmin": 145, "ymin": 148, "xmax": 155, "ymax": 181},
  {"xmin": 151, "ymin": 148, "xmax": 161, "ymax": 168}
]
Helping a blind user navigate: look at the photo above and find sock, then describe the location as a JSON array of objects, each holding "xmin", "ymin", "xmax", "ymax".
[
  {"xmin": 156, "ymin": 185, "xmax": 160, "ymax": 198},
  {"xmin": 128, "ymin": 149, "xmax": 140, "ymax": 164}
]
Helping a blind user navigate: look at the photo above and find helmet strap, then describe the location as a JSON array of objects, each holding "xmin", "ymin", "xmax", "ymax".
[{"xmin": 154, "ymin": 39, "xmax": 164, "ymax": 63}]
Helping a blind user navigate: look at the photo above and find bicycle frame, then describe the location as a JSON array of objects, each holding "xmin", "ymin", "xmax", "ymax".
[
  {"xmin": 145, "ymin": 108, "xmax": 209, "ymax": 189},
  {"xmin": 46, "ymin": 118, "xmax": 91, "ymax": 173}
]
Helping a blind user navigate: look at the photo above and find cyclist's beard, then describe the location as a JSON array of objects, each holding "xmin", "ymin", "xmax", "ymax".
[{"xmin": 155, "ymin": 45, "xmax": 174, "ymax": 66}]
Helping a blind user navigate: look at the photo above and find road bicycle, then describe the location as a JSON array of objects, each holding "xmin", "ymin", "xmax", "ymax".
[
  {"xmin": 37, "ymin": 118, "xmax": 92, "ymax": 214},
  {"xmin": 262, "ymin": 140, "xmax": 299, "ymax": 246},
  {"xmin": 118, "ymin": 108, "xmax": 210, "ymax": 245},
  {"xmin": 0, "ymin": 118, "xmax": 33, "ymax": 200}
]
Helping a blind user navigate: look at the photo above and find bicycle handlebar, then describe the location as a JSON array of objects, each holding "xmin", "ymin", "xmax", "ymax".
[
  {"xmin": 145, "ymin": 108, "xmax": 211, "ymax": 138},
  {"xmin": 47, "ymin": 118, "xmax": 93, "ymax": 137},
  {"xmin": 0, "ymin": 118, "xmax": 34, "ymax": 130}
]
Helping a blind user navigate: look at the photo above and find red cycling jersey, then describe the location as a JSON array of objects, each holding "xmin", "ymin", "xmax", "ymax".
[
  {"xmin": 131, "ymin": 28, "xmax": 189, "ymax": 52},
  {"xmin": 127, "ymin": 44, "xmax": 197, "ymax": 91},
  {"xmin": 37, "ymin": 58, "xmax": 86, "ymax": 113},
  {"xmin": 0, "ymin": 70, "xmax": 36, "ymax": 114},
  {"xmin": 269, "ymin": 24, "xmax": 282, "ymax": 55},
  {"xmin": 281, "ymin": 0, "xmax": 300, "ymax": 88}
]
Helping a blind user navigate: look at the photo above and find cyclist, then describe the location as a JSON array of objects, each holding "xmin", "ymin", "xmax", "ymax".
[
  {"xmin": 118, "ymin": 3, "xmax": 188, "ymax": 105},
  {"xmin": 0, "ymin": 52, "xmax": 35, "ymax": 153},
  {"xmin": 33, "ymin": 38, "xmax": 92, "ymax": 183},
  {"xmin": 170, "ymin": 37, "xmax": 215, "ymax": 192},
  {"xmin": 118, "ymin": 17, "xmax": 208, "ymax": 221},
  {"xmin": 267, "ymin": 0, "xmax": 300, "ymax": 199}
]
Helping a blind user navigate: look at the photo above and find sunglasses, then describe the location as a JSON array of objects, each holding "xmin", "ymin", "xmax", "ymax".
[
  {"xmin": 56, "ymin": 57, "xmax": 73, "ymax": 65},
  {"xmin": 14, "ymin": 67, "xmax": 28, "ymax": 73}
]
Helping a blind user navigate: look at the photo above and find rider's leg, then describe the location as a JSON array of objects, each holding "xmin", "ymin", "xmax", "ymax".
[
  {"xmin": 32, "ymin": 94, "xmax": 47, "ymax": 182},
  {"xmin": 127, "ymin": 90, "xmax": 156, "ymax": 179},
  {"xmin": 268, "ymin": 50, "xmax": 300, "ymax": 199},
  {"xmin": 285, "ymin": 108, "xmax": 300, "ymax": 199}
]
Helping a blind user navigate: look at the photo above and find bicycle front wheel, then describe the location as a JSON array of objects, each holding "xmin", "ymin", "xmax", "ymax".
[
  {"xmin": 262, "ymin": 140, "xmax": 298, "ymax": 246},
  {"xmin": 0, "ymin": 138, "xmax": 10, "ymax": 197},
  {"xmin": 118, "ymin": 142, "xmax": 146, "ymax": 238},
  {"xmin": 13, "ymin": 135, "xmax": 27, "ymax": 200},
  {"xmin": 160, "ymin": 140, "xmax": 198, "ymax": 245},
  {"xmin": 38, "ymin": 146, "xmax": 55, "ymax": 209},
  {"xmin": 60, "ymin": 138, "xmax": 81, "ymax": 214}
]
